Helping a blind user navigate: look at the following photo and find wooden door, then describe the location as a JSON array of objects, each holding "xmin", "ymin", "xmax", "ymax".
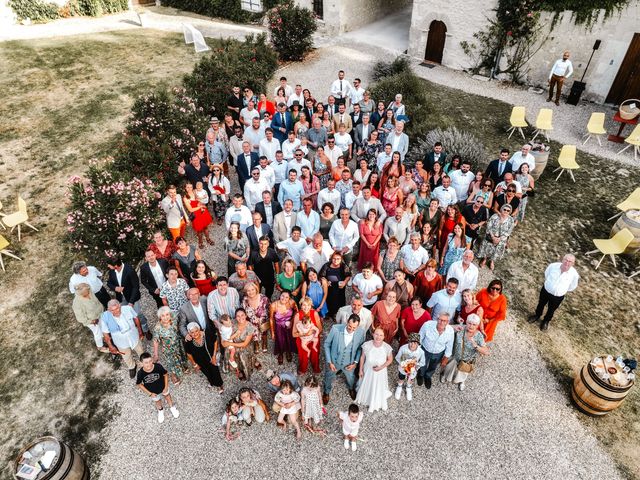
[
  {"xmin": 425, "ymin": 20, "xmax": 447, "ymax": 64},
  {"xmin": 606, "ymin": 33, "xmax": 640, "ymax": 105}
]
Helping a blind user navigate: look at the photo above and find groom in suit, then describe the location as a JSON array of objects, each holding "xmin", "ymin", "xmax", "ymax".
[
  {"xmin": 270, "ymin": 102, "xmax": 293, "ymax": 144},
  {"xmin": 236, "ymin": 141, "xmax": 260, "ymax": 192},
  {"xmin": 323, "ymin": 315, "xmax": 365, "ymax": 404}
]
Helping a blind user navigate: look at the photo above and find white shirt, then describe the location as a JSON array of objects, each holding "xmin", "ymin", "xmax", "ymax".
[
  {"xmin": 282, "ymin": 138, "xmax": 301, "ymax": 160},
  {"xmin": 330, "ymin": 78, "xmax": 352, "ymax": 99},
  {"xmin": 244, "ymin": 126, "xmax": 265, "ymax": 151},
  {"xmin": 263, "ymin": 202, "xmax": 275, "ymax": 226},
  {"xmin": 276, "ymin": 237, "xmax": 306, "ymax": 265},
  {"xmin": 400, "ymin": 244, "xmax": 430, "ymax": 272},
  {"xmin": 328, "ymin": 220, "xmax": 359, "ymax": 252},
  {"xmin": 510, "ymin": 152, "xmax": 536, "ymax": 173},
  {"xmin": 244, "ymin": 177, "xmax": 270, "ymax": 211},
  {"xmin": 69, "ymin": 266, "xmax": 103, "ymax": 294},
  {"xmin": 449, "ymin": 170, "xmax": 475, "ymax": 201},
  {"xmin": 544, "ymin": 262, "xmax": 580, "ymax": 296},
  {"xmin": 287, "ymin": 91, "xmax": 304, "ymax": 107},
  {"xmin": 286, "ymin": 158, "xmax": 312, "ymax": 177},
  {"xmin": 352, "ymin": 273, "xmax": 383, "ymax": 306},
  {"xmin": 377, "ymin": 151, "xmax": 392, "ymax": 172},
  {"xmin": 336, "ymin": 305, "xmax": 373, "ymax": 332},
  {"xmin": 324, "ymin": 146, "xmax": 342, "ymax": 167},
  {"xmin": 272, "ymin": 159, "xmax": 289, "ymax": 184},
  {"xmin": 419, "ymin": 320, "xmax": 455, "ymax": 356},
  {"xmin": 148, "ymin": 262, "xmax": 165, "ymax": 290},
  {"xmin": 274, "ymin": 84, "xmax": 294, "ymax": 98},
  {"xmin": 350, "ymin": 86, "xmax": 365, "ymax": 106},
  {"xmin": 258, "ymin": 165, "xmax": 276, "ymax": 189},
  {"xmin": 446, "ymin": 261, "xmax": 479, "ymax": 292},
  {"xmin": 301, "ymin": 241, "xmax": 334, "ymax": 271},
  {"xmin": 225, "ymin": 204, "xmax": 252, "ymax": 232},
  {"xmin": 114, "ymin": 267, "xmax": 124, "ymax": 287},
  {"xmin": 240, "ymin": 107, "xmax": 259, "ymax": 127},
  {"xmin": 343, "ymin": 329, "xmax": 354, "ymax": 347},
  {"xmin": 427, "ymin": 288, "xmax": 461, "ymax": 324},
  {"xmin": 317, "ymin": 188, "xmax": 341, "ymax": 214},
  {"xmin": 496, "ymin": 180, "xmax": 522, "ymax": 194},
  {"xmin": 101, "ymin": 305, "xmax": 139, "ymax": 350},
  {"xmin": 431, "ymin": 185, "xmax": 458, "ymax": 209},
  {"xmin": 334, "ymin": 132, "xmax": 352, "ymax": 153},
  {"xmin": 550, "ymin": 59, "xmax": 574, "ymax": 79},
  {"xmin": 344, "ymin": 190, "xmax": 362, "ymax": 210},
  {"xmin": 191, "ymin": 301, "xmax": 206, "ymax": 330},
  {"xmin": 259, "ymin": 138, "xmax": 281, "ymax": 162}
]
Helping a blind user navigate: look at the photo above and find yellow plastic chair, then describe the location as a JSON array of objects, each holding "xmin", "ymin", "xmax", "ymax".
[
  {"xmin": 507, "ymin": 106, "xmax": 528, "ymax": 140},
  {"xmin": 0, "ymin": 234, "xmax": 22, "ymax": 272},
  {"xmin": 585, "ymin": 228, "xmax": 634, "ymax": 269},
  {"xmin": 607, "ymin": 187, "xmax": 640, "ymax": 221},
  {"xmin": 617, "ymin": 124, "xmax": 640, "ymax": 162},
  {"xmin": 582, "ymin": 112, "xmax": 607, "ymax": 146},
  {"xmin": 552, "ymin": 145, "xmax": 578, "ymax": 182},
  {"xmin": 2, "ymin": 196, "xmax": 39, "ymax": 241},
  {"xmin": 531, "ymin": 108, "xmax": 553, "ymax": 142}
]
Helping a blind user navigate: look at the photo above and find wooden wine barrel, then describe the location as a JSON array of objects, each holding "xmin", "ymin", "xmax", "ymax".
[
  {"xmin": 572, "ymin": 362, "xmax": 634, "ymax": 416},
  {"xmin": 529, "ymin": 150, "xmax": 550, "ymax": 180},
  {"xmin": 610, "ymin": 211, "xmax": 640, "ymax": 254},
  {"xmin": 14, "ymin": 437, "xmax": 89, "ymax": 480}
]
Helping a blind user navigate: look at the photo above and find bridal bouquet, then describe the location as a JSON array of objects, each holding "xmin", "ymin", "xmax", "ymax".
[{"xmin": 400, "ymin": 358, "xmax": 418, "ymax": 378}]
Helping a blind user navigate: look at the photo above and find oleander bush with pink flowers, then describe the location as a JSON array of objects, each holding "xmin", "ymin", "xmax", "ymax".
[{"xmin": 267, "ymin": 1, "xmax": 316, "ymax": 61}]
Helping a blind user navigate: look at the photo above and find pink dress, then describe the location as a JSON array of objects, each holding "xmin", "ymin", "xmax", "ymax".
[
  {"xmin": 381, "ymin": 188, "xmax": 400, "ymax": 217},
  {"xmin": 357, "ymin": 221, "xmax": 383, "ymax": 270}
]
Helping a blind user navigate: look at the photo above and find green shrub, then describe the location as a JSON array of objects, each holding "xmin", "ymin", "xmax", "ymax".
[
  {"xmin": 162, "ymin": 0, "xmax": 284, "ymax": 23},
  {"xmin": 184, "ymin": 34, "xmax": 278, "ymax": 115},
  {"xmin": 371, "ymin": 56, "xmax": 412, "ymax": 82},
  {"xmin": 369, "ymin": 69, "xmax": 431, "ymax": 138},
  {"xmin": 267, "ymin": 1, "xmax": 317, "ymax": 61},
  {"xmin": 9, "ymin": 0, "xmax": 60, "ymax": 22},
  {"xmin": 407, "ymin": 127, "xmax": 486, "ymax": 168}
]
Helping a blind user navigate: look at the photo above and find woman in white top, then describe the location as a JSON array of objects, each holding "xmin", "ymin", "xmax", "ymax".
[
  {"xmin": 334, "ymin": 123, "xmax": 353, "ymax": 160},
  {"xmin": 355, "ymin": 328, "xmax": 393, "ymax": 412},
  {"xmin": 353, "ymin": 158, "xmax": 371, "ymax": 185},
  {"xmin": 208, "ymin": 165, "xmax": 231, "ymax": 225}
]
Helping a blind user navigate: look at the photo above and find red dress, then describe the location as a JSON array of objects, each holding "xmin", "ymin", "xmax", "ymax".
[
  {"xmin": 357, "ymin": 221, "xmax": 383, "ymax": 270},
  {"xmin": 371, "ymin": 301, "xmax": 401, "ymax": 344},
  {"xmin": 459, "ymin": 304, "xmax": 482, "ymax": 325},
  {"xmin": 412, "ymin": 272, "xmax": 443, "ymax": 304},
  {"xmin": 381, "ymin": 187, "xmax": 400, "ymax": 217},
  {"xmin": 148, "ymin": 241, "xmax": 176, "ymax": 262},
  {"xmin": 189, "ymin": 199, "xmax": 213, "ymax": 232},
  {"xmin": 296, "ymin": 309, "xmax": 321, "ymax": 375},
  {"xmin": 193, "ymin": 276, "xmax": 216, "ymax": 296},
  {"xmin": 476, "ymin": 289, "xmax": 507, "ymax": 342},
  {"xmin": 399, "ymin": 307, "xmax": 431, "ymax": 345},
  {"xmin": 439, "ymin": 216, "xmax": 457, "ymax": 252}
]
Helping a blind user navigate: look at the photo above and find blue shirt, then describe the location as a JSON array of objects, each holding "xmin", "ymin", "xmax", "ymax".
[
  {"xmin": 426, "ymin": 288, "xmax": 461, "ymax": 324},
  {"xmin": 295, "ymin": 210, "xmax": 320, "ymax": 239},
  {"xmin": 278, "ymin": 180, "xmax": 305, "ymax": 211}
]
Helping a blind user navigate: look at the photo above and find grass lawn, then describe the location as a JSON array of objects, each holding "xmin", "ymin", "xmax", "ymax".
[
  {"xmin": 423, "ymin": 77, "xmax": 640, "ymax": 479},
  {"xmin": 0, "ymin": 30, "xmax": 202, "ymax": 478},
  {"xmin": 1, "ymin": 31, "xmax": 638, "ymax": 479}
]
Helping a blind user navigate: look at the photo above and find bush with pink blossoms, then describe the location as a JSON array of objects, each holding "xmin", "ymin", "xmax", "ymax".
[{"xmin": 66, "ymin": 161, "xmax": 163, "ymax": 263}]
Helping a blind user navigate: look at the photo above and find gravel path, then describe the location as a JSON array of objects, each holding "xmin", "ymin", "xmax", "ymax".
[{"xmin": 97, "ymin": 45, "xmax": 623, "ymax": 480}]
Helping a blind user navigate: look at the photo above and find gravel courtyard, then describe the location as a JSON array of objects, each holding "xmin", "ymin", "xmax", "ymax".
[{"xmin": 96, "ymin": 42, "xmax": 624, "ymax": 480}]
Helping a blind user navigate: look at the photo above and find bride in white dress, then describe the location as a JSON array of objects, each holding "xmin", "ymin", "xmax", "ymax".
[{"xmin": 355, "ymin": 328, "xmax": 393, "ymax": 412}]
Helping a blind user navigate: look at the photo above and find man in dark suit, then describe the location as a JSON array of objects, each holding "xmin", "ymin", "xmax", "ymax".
[
  {"xmin": 423, "ymin": 142, "xmax": 447, "ymax": 171},
  {"xmin": 485, "ymin": 148, "xmax": 513, "ymax": 184},
  {"xmin": 270, "ymin": 102, "xmax": 293, "ymax": 144},
  {"xmin": 140, "ymin": 250, "xmax": 168, "ymax": 308},
  {"xmin": 177, "ymin": 288, "xmax": 213, "ymax": 340},
  {"xmin": 353, "ymin": 113, "xmax": 376, "ymax": 147},
  {"xmin": 107, "ymin": 258, "xmax": 151, "ymax": 339},
  {"xmin": 236, "ymin": 141, "xmax": 260, "ymax": 192},
  {"xmin": 303, "ymin": 98, "xmax": 316, "ymax": 122},
  {"xmin": 325, "ymin": 96, "xmax": 339, "ymax": 119},
  {"xmin": 246, "ymin": 211, "xmax": 274, "ymax": 253},
  {"xmin": 350, "ymin": 103, "xmax": 363, "ymax": 131},
  {"xmin": 255, "ymin": 191, "xmax": 282, "ymax": 227}
]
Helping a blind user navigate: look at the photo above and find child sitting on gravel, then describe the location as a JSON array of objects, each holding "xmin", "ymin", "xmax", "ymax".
[
  {"xmin": 394, "ymin": 332, "xmax": 426, "ymax": 401},
  {"xmin": 274, "ymin": 379, "xmax": 302, "ymax": 439},
  {"xmin": 338, "ymin": 403, "xmax": 363, "ymax": 452},
  {"xmin": 221, "ymin": 398, "xmax": 244, "ymax": 441}
]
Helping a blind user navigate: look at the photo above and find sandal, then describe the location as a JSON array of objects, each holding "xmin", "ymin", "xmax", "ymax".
[
  {"xmin": 198, "ymin": 242, "xmax": 205, "ymax": 249},
  {"xmin": 207, "ymin": 238, "xmax": 214, "ymax": 245},
  {"xmin": 254, "ymin": 362, "xmax": 262, "ymax": 371}
]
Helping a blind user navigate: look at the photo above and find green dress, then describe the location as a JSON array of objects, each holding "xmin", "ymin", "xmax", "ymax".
[
  {"xmin": 276, "ymin": 271, "xmax": 303, "ymax": 301},
  {"xmin": 153, "ymin": 316, "xmax": 187, "ymax": 380}
]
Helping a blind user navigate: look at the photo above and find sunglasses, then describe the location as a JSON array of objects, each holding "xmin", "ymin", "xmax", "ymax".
[
  {"xmin": 483, "ymin": 184, "xmax": 492, "ymax": 187},
  {"xmin": 506, "ymin": 189, "xmax": 516, "ymax": 193},
  {"xmin": 199, "ymin": 143, "xmax": 205, "ymax": 146},
  {"xmin": 489, "ymin": 286, "xmax": 502, "ymax": 292}
]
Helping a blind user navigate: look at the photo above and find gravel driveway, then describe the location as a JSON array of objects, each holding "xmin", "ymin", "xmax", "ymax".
[{"xmin": 96, "ymin": 44, "xmax": 623, "ymax": 480}]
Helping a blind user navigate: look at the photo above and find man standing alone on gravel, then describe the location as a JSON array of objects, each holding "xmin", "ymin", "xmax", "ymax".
[
  {"xmin": 528, "ymin": 254, "xmax": 579, "ymax": 331},
  {"xmin": 547, "ymin": 50, "xmax": 573, "ymax": 106}
]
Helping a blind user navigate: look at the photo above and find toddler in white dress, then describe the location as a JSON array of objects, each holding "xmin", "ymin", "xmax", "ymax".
[
  {"xmin": 274, "ymin": 380, "xmax": 302, "ymax": 439},
  {"xmin": 296, "ymin": 316, "xmax": 319, "ymax": 354},
  {"xmin": 217, "ymin": 314, "xmax": 238, "ymax": 368}
]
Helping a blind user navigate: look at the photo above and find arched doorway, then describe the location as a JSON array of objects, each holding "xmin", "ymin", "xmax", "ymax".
[{"xmin": 424, "ymin": 20, "xmax": 447, "ymax": 64}]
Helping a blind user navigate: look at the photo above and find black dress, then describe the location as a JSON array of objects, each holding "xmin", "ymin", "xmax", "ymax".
[
  {"xmin": 184, "ymin": 327, "xmax": 223, "ymax": 388},
  {"xmin": 319, "ymin": 262, "xmax": 351, "ymax": 316}
]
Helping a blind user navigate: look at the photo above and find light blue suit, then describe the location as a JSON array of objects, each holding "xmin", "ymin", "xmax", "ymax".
[{"xmin": 323, "ymin": 324, "xmax": 365, "ymax": 394}]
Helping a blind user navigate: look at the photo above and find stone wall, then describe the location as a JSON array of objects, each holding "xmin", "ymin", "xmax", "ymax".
[
  {"xmin": 297, "ymin": 0, "xmax": 411, "ymax": 35},
  {"xmin": 407, "ymin": 0, "xmax": 640, "ymax": 104}
]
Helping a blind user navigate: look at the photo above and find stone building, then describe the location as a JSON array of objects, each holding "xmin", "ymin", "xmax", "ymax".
[{"xmin": 407, "ymin": 0, "xmax": 640, "ymax": 104}]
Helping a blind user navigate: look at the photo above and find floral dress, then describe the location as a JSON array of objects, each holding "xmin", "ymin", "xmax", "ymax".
[
  {"xmin": 153, "ymin": 316, "xmax": 187, "ymax": 380},
  {"xmin": 379, "ymin": 249, "xmax": 402, "ymax": 282},
  {"xmin": 159, "ymin": 278, "xmax": 189, "ymax": 311},
  {"xmin": 226, "ymin": 323, "xmax": 256, "ymax": 380},
  {"xmin": 516, "ymin": 174, "xmax": 531, "ymax": 223},
  {"xmin": 478, "ymin": 214, "xmax": 515, "ymax": 261},
  {"xmin": 362, "ymin": 140, "xmax": 383, "ymax": 171},
  {"xmin": 314, "ymin": 156, "xmax": 331, "ymax": 189},
  {"xmin": 440, "ymin": 234, "xmax": 471, "ymax": 275},
  {"xmin": 243, "ymin": 294, "xmax": 270, "ymax": 342},
  {"xmin": 225, "ymin": 237, "xmax": 249, "ymax": 276}
]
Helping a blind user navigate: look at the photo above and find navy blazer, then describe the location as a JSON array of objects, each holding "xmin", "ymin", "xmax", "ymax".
[
  {"xmin": 271, "ymin": 111, "xmax": 293, "ymax": 143},
  {"xmin": 485, "ymin": 159, "xmax": 513, "ymax": 184},
  {"xmin": 245, "ymin": 223, "xmax": 274, "ymax": 252},
  {"xmin": 423, "ymin": 150, "xmax": 448, "ymax": 171},
  {"xmin": 139, "ymin": 259, "xmax": 169, "ymax": 294},
  {"xmin": 107, "ymin": 263, "xmax": 142, "ymax": 304},
  {"xmin": 255, "ymin": 200, "xmax": 282, "ymax": 225},
  {"xmin": 236, "ymin": 151, "xmax": 260, "ymax": 191},
  {"xmin": 323, "ymin": 324, "xmax": 365, "ymax": 367}
]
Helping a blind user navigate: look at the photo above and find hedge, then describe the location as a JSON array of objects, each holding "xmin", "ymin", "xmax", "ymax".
[
  {"xmin": 9, "ymin": 0, "xmax": 128, "ymax": 22},
  {"xmin": 162, "ymin": 0, "xmax": 284, "ymax": 23}
]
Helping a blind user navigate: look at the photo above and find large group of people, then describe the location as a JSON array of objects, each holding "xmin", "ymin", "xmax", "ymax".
[{"xmin": 69, "ymin": 71, "xmax": 580, "ymax": 444}]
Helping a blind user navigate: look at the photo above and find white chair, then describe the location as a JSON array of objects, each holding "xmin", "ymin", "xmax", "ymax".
[{"xmin": 183, "ymin": 24, "xmax": 210, "ymax": 53}]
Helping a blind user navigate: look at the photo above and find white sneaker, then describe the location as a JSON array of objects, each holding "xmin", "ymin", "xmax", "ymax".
[
  {"xmin": 394, "ymin": 385, "xmax": 403, "ymax": 400},
  {"xmin": 344, "ymin": 439, "xmax": 350, "ymax": 450},
  {"xmin": 440, "ymin": 375, "xmax": 446, "ymax": 383},
  {"xmin": 157, "ymin": 409, "xmax": 165, "ymax": 424},
  {"xmin": 351, "ymin": 440, "xmax": 357, "ymax": 452},
  {"xmin": 229, "ymin": 360, "xmax": 238, "ymax": 368},
  {"xmin": 458, "ymin": 382, "xmax": 466, "ymax": 391},
  {"xmin": 406, "ymin": 386, "xmax": 413, "ymax": 401},
  {"xmin": 170, "ymin": 406, "xmax": 180, "ymax": 419}
]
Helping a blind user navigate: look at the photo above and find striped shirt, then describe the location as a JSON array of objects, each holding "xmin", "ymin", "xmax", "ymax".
[{"xmin": 207, "ymin": 287, "xmax": 240, "ymax": 321}]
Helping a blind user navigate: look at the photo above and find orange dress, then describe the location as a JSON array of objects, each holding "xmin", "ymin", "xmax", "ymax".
[
  {"xmin": 476, "ymin": 288, "xmax": 507, "ymax": 342},
  {"xmin": 370, "ymin": 301, "xmax": 401, "ymax": 344}
]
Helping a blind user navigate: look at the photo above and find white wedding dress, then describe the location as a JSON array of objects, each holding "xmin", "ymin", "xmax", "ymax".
[{"xmin": 355, "ymin": 341, "xmax": 393, "ymax": 412}]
